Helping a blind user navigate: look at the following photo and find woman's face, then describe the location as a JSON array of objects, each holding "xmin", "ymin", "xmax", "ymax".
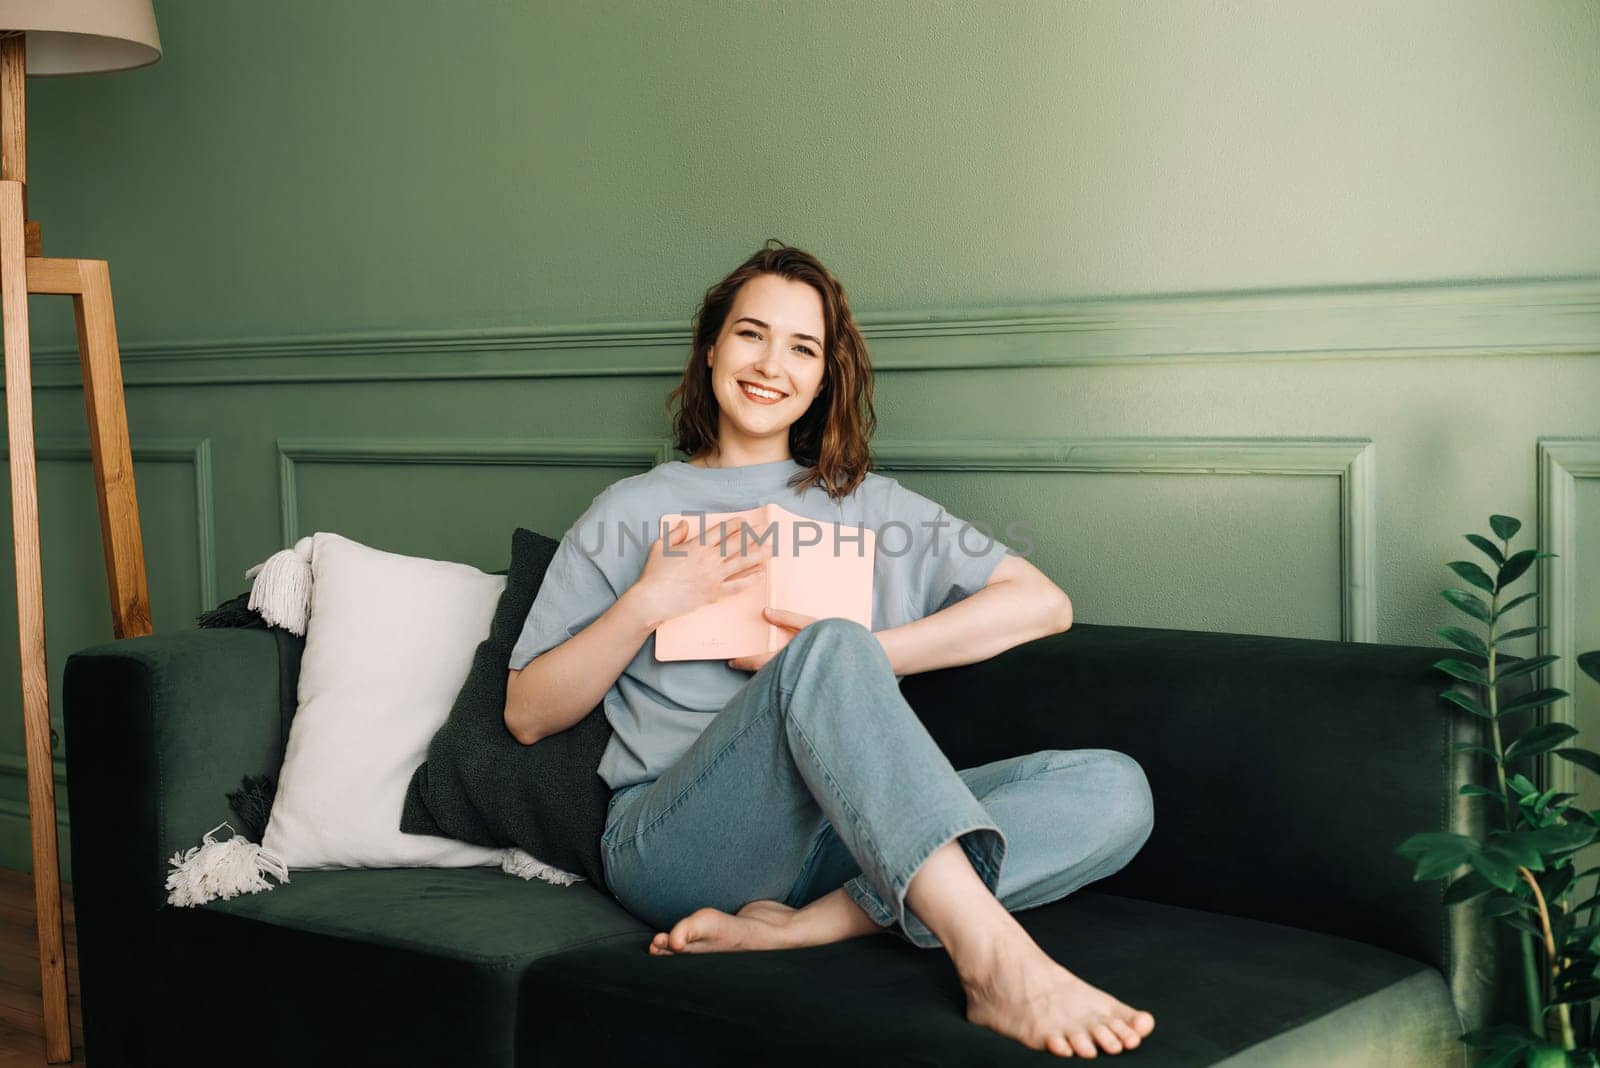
[{"xmin": 705, "ymin": 273, "xmax": 828, "ymax": 451}]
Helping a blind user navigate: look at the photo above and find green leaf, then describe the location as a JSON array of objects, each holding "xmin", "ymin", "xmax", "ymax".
[
  {"xmin": 1466, "ymin": 533, "xmax": 1506, "ymax": 565},
  {"xmin": 1470, "ymin": 849, "xmax": 1522, "ymax": 891},
  {"xmin": 1489, "ymin": 515, "xmax": 1523, "ymax": 541},
  {"xmin": 1496, "ymin": 548, "xmax": 1550, "ymax": 591},
  {"xmin": 1499, "ymin": 914, "xmax": 1545, "ymax": 938},
  {"xmin": 1498, "ymin": 625, "xmax": 1548, "ymax": 642},
  {"xmin": 1580, "ymin": 650, "xmax": 1600, "ymax": 686},
  {"xmin": 1443, "ymin": 869, "xmax": 1494, "ymax": 905},
  {"xmin": 1541, "ymin": 861, "xmax": 1576, "ymax": 900},
  {"xmin": 1397, "ymin": 831, "xmax": 1480, "ymax": 880},
  {"xmin": 1494, "ymin": 590, "xmax": 1539, "ymax": 621},
  {"xmin": 1505, "ymin": 722, "xmax": 1582, "ymax": 762},
  {"xmin": 1437, "ymin": 625, "xmax": 1489, "ymax": 657},
  {"xmin": 1500, "ymin": 688, "xmax": 1571, "ymax": 718},
  {"xmin": 1517, "ymin": 823, "xmax": 1597, "ymax": 855},
  {"xmin": 1498, "ymin": 654, "xmax": 1559, "ymax": 682},
  {"xmin": 1442, "ymin": 588, "xmax": 1493, "ymax": 624},
  {"xmin": 1448, "ymin": 560, "xmax": 1496, "ymax": 594},
  {"xmin": 1556, "ymin": 748, "xmax": 1600, "ymax": 776},
  {"xmin": 1510, "ymin": 773, "xmax": 1538, "ymax": 796},
  {"xmin": 1452, "ymin": 743, "xmax": 1498, "ymax": 758},
  {"xmin": 1485, "ymin": 830, "xmax": 1546, "ymax": 870},
  {"xmin": 1441, "ymin": 689, "xmax": 1494, "ymax": 720},
  {"xmin": 1460, "ymin": 783, "xmax": 1504, "ymax": 800},
  {"xmin": 1435, "ymin": 658, "xmax": 1491, "ymax": 685},
  {"xmin": 1483, "ymin": 893, "xmax": 1532, "ymax": 917}
]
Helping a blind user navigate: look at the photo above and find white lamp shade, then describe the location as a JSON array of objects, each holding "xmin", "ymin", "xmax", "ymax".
[{"xmin": 0, "ymin": 0, "xmax": 161, "ymax": 76}]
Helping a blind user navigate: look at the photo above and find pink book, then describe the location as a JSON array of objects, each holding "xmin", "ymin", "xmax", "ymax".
[{"xmin": 653, "ymin": 503, "xmax": 876, "ymax": 662}]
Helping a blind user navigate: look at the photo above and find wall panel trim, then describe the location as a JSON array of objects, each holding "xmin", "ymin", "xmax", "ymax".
[
  {"xmin": 873, "ymin": 436, "xmax": 1376, "ymax": 641},
  {"xmin": 275, "ymin": 437, "xmax": 675, "ymax": 546},
  {"xmin": 1539, "ymin": 438, "xmax": 1600, "ymax": 799},
  {"xmin": 12, "ymin": 276, "xmax": 1598, "ymax": 389},
  {"xmin": 0, "ymin": 436, "xmax": 216, "ymax": 810}
]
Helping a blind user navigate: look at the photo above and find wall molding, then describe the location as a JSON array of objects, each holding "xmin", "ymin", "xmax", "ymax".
[
  {"xmin": 275, "ymin": 437, "xmax": 675, "ymax": 546},
  {"xmin": 11, "ymin": 276, "xmax": 1598, "ymax": 389},
  {"xmin": 0, "ymin": 436, "xmax": 216, "ymax": 807},
  {"xmin": 4, "ymin": 437, "xmax": 222, "ymax": 611},
  {"xmin": 272, "ymin": 433, "xmax": 1374, "ymax": 638},
  {"xmin": 873, "ymin": 438, "xmax": 1376, "ymax": 642},
  {"xmin": 1539, "ymin": 439, "xmax": 1600, "ymax": 799}
]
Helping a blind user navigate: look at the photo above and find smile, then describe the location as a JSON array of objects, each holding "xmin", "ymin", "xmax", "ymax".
[{"xmin": 738, "ymin": 381, "xmax": 787, "ymax": 403}]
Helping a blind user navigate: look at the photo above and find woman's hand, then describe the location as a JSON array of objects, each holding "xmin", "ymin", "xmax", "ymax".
[
  {"xmin": 728, "ymin": 608, "xmax": 819, "ymax": 672},
  {"xmin": 633, "ymin": 517, "xmax": 769, "ymax": 624}
]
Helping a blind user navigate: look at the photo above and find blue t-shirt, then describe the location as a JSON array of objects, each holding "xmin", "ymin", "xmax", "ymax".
[{"xmin": 509, "ymin": 457, "xmax": 1013, "ymax": 790}]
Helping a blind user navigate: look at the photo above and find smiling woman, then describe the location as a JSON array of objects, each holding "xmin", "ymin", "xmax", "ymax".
[
  {"xmin": 665, "ymin": 242, "xmax": 877, "ymax": 496},
  {"xmin": 504, "ymin": 239, "xmax": 1149, "ymax": 1061}
]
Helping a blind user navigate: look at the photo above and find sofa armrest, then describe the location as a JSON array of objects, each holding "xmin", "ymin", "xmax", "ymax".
[
  {"xmin": 64, "ymin": 627, "xmax": 291, "ymax": 896},
  {"xmin": 63, "ymin": 626, "xmax": 292, "ymax": 1066},
  {"xmin": 900, "ymin": 620, "xmax": 1521, "ymax": 1026}
]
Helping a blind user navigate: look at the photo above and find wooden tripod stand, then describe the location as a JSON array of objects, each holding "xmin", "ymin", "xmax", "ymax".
[{"xmin": 1, "ymin": 33, "xmax": 152, "ymax": 1065}]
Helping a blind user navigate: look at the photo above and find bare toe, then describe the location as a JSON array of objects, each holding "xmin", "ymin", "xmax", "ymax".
[
  {"xmin": 1068, "ymin": 1030, "xmax": 1098, "ymax": 1058},
  {"xmin": 1108, "ymin": 1018, "xmax": 1141, "ymax": 1048},
  {"xmin": 1046, "ymin": 1033, "xmax": 1075, "ymax": 1057},
  {"xmin": 1127, "ymin": 1009, "xmax": 1155, "ymax": 1036},
  {"xmin": 1091, "ymin": 1023, "xmax": 1123, "ymax": 1054}
]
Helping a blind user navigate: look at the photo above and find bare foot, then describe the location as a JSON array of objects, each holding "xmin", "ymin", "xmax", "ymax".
[
  {"xmin": 648, "ymin": 899, "xmax": 804, "ymax": 955},
  {"xmin": 960, "ymin": 932, "xmax": 1155, "ymax": 1058}
]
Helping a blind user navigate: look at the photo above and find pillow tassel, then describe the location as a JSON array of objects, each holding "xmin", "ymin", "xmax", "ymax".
[
  {"xmin": 165, "ymin": 821, "xmax": 290, "ymax": 907},
  {"xmin": 502, "ymin": 847, "xmax": 583, "ymax": 886},
  {"xmin": 245, "ymin": 535, "xmax": 316, "ymax": 635}
]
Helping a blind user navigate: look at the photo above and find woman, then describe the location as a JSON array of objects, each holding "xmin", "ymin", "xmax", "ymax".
[{"xmin": 505, "ymin": 240, "xmax": 1156, "ymax": 1060}]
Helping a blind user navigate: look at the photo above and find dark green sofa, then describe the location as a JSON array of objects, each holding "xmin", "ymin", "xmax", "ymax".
[{"xmin": 62, "ymin": 621, "xmax": 1521, "ymax": 1065}]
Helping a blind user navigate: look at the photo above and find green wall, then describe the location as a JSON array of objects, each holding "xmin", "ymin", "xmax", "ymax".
[{"xmin": 2, "ymin": 0, "xmax": 1597, "ymax": 885}]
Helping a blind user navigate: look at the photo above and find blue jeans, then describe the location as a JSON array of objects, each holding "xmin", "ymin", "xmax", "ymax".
[{"xmin": 601, "ymin": 618, "xmax": 1155, "ymax": 949}]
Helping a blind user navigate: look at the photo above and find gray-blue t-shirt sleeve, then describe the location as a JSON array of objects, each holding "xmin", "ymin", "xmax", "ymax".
[
  {"xmin": 889, "ymin": 479, "xmax": 1013, "ymax": 619},
  {"xmin": 508, "ymin": 491, "xmax": 621, "ymax": 671}
]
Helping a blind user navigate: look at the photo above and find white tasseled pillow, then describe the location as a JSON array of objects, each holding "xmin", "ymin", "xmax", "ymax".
[{"xmin": 260, "ymin": 532, "xmax": 515, "ymax": 870}]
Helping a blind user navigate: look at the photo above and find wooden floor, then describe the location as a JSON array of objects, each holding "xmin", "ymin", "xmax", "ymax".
[{"xmin": 0, "ymin": 870, "xmax": 81, "ymax": 1066}]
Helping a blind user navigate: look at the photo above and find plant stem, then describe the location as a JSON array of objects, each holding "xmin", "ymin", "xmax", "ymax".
[
  {"xmin": 1520, "ymin": 866, "xmax": 1577, "ymax": 1049},
  {"xmin": 1486, "ymin": 565, "xmax": 1547, "ymax": 1035}
]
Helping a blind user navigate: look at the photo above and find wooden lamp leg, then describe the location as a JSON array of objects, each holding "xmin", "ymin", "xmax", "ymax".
[
  {"xmin": 2, "ymin": 209, "xmax": 154, "ymax": 1066},
  {"xmin": 0, "ymin": 179, "xmax": 70, "ymax": 1064},
  {"xmin": 71, "ymin": 261, "xmax": 152, "ymax": 639}
]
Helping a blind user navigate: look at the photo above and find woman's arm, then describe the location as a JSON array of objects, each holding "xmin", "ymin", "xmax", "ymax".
[
  {"xmin": 504, "ymin": 585, "xmax": 667, "ymax": 745},
  {"xmin": 873, "ymin": 554, "xmax": 1071, "ymax": 677}
]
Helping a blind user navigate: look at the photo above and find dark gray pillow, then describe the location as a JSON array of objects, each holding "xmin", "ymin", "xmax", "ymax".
[{"xmin": 400, "ymin": 527, "xmax": 614, "ymax": 891}]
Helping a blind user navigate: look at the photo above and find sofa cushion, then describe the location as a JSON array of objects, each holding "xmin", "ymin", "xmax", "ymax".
[
  {"xmin": 162, "ymin": 869, "xmax": 648, "ymax": 1066},
  {"xmin": 399, "ymin": 527, "xmax": 615, "ymax": 889},
  {"xmin": 517, "ymin": 890, "xmax": 1462, "ymax": 1066},
  {"xmin": 203, "ymin": 866, "xmax": 643, "ymax": 964}
]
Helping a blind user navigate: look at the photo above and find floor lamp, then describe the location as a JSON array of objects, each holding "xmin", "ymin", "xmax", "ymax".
[{"xmin": 0, "ymin": 4, "xmax": 161, "ymax": 1063}]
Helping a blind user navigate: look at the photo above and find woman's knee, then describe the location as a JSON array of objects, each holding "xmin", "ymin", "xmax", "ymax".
[
  {"xmin": 1088, "ymin": 749, "xmax": 1155, "ymax": 855},
  {"xmin": 788, "ymin": 616, "xmax": 876, "ymax": 657},
  {"xmin": 1043, "ymin": 748, "xmax": 1154, "ymax": 856},
  {"xmin": 776, "ymin": 617, "xmax": 886, "ymax": 693}
]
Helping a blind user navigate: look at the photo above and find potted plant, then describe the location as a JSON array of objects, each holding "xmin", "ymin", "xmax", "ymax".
[{"xmin": 1398, "ymin": 513, "xmax": 1600, "ymax": 1067}]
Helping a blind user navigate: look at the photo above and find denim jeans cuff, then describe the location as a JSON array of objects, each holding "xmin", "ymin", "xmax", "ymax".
[{"xmin": 848, "ymin": 819, "xmax": 1008, "ymax": 949}]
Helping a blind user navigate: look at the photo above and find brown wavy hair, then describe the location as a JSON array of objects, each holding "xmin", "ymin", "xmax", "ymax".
[{"xmin": 666, "ymin": 239, "xmax": 877, "ymax": 501}]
